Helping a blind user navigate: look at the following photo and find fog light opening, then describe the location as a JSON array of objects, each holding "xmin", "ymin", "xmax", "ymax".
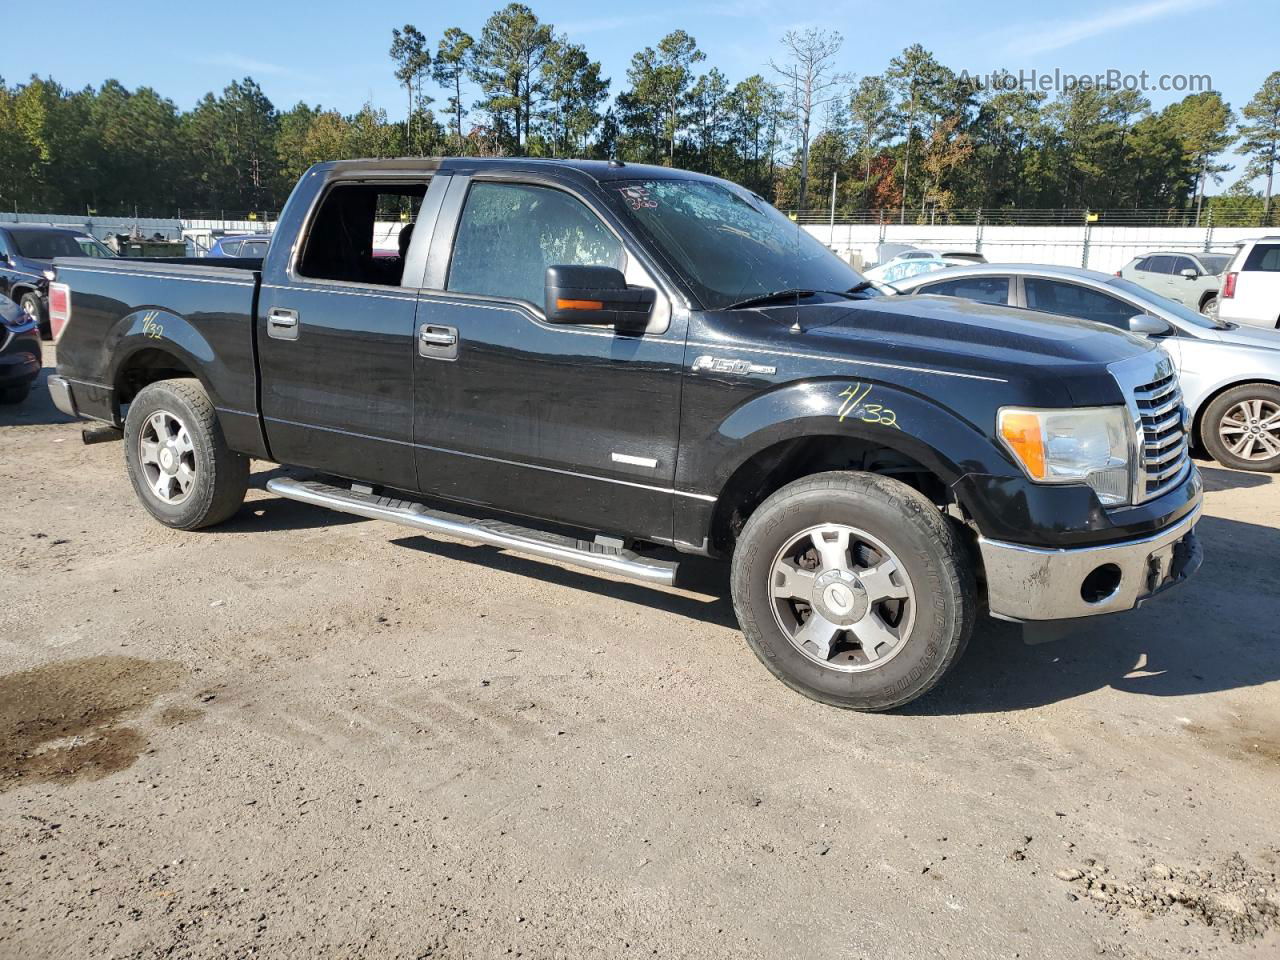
[{"xmin": 1081, "ymin": 563, "xmax": 1123, "ymax": 604}]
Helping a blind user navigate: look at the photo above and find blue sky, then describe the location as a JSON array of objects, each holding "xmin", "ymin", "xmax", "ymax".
[{"xmin": 16, "ymin": 0, "xmax": 1275, "ymax": 191}]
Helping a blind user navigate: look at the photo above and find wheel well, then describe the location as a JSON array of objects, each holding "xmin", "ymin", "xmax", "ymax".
[
  {"xmin": 115, "ymin": 348, "xmax": 195, "ymax": 405},
  {"xmin": 708, "ymin": 435, "xmax": 952, "ymax": 555},
  {"xmin": 11, "ymin": 284, "xmax": 36, "ymax": 302},
  {"xmin": 1198, "ymin": 290, "xmax": 1217, "ymax": 310},
  {"xmin": 1191, "ymin": 379, "xmax": 1280, "ymax": 446}
]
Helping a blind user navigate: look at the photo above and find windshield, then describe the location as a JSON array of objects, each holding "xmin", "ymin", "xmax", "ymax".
[
  {"xmin": 10, "ymin": 231, "xmax": 88, "ymax": 259},
  {"xmin": 611, "ymin": 179, "xmax": 866, "ymax": 310},
  {"xmin": 1198, "ymin": 254, "xmax": 1231, "ymax": 275},
  {"xmin": 1107, "ymin": 276, "xmax": 1221, "ymax": 329}
]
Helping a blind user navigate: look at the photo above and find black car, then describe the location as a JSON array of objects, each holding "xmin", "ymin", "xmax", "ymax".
[
  {"xmin": 0, "ymin": 224, "xmax": 115, "ymax": 338},
  {"xmin": 0, "ymin": 295, "xmax": 41, "ymax": 404}
]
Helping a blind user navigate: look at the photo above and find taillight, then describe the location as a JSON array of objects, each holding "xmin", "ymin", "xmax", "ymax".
[
  {"xmin": 48, "ymin": 282, "xmax": 71, "ymax": 339},
  {"xmin": 1222, "ymin": 272, "xmax": 1237, "ymax": 299},
  {"xmin": 1113, "ymin": 270, "xmax": 1121, "ymax": 277}
]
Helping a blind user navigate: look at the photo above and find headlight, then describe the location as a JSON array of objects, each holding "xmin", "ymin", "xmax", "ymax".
[{"xmin": 998, "ymin": 406, "xmax": 1132, "ymax": 506}]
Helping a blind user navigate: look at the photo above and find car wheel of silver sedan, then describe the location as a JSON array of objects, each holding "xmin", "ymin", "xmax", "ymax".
[{"xmin": 1202, "ymin": 383, "xmax": 1280, "ymax": 473}]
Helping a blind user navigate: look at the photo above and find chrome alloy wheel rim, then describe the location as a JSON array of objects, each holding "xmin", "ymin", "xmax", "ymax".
[
  {"xmin": 768, "ymin": 524, "xmax": 916, "ymax": 672},
  {"xmin": 139, "ymin": 410, "xmax": 196, "ymax": 504},
  {"xmin": 1219, "ymin": 399, "xmax": 1280, "ymax": 462}
]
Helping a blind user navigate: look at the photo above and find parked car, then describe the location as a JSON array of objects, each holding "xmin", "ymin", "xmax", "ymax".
[
  {"xmin": 1218, "ymin": 236, "xmax": 1280, "ymax": 330},
  {"xmin": 1116, "ymin": 250, "xmax": 1231, "ymax": 316},
  {"xmin": 0, "ymin": 224, "xmax": 114, "ymax": 338},
  {"xmin": 891, "ymin": 263, "xmax": 1280, "ymax": 472},
  {"xmin": 0, "ymin": 294, "xmax": 42, "ymax": 404},
  {"xmin": 864, "ymin": 249, "xmax": 986, "ymax": 285},
  {"xmin": 206, "ymin": 233, "xmax": 271, "ymax": 258},
  {"xmin": 47, "ymin": 158, "xmax": 1201, "ymax": 711}
]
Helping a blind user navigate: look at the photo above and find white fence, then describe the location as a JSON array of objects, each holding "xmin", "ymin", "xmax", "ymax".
[{"xmin": 807, "ymin": 222, "xmax": 1264, "ymax": 274}]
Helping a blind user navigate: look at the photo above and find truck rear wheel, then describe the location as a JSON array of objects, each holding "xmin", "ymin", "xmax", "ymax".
[
  {"xmin": 123, "ymin": 378, "xmax": 249, "ymax": 529},
  {"xmin": 730, "ymin": 471, "xmax": 974, "ymax": 711}
]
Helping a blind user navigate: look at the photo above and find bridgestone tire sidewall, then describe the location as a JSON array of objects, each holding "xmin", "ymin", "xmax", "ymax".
[{"xmin": 731, "ymin": 473, "xmax": 971, "ymax": 711}]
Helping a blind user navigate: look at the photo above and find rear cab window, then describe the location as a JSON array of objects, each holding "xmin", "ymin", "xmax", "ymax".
[{"xmin": 296, "ymin": 181, "xmax": 426, "ymax": 286}]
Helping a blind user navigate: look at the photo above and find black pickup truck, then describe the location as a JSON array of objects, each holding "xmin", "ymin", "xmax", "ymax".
[{"xmin": 47, "ymin": 158, "xmax": 1203, "ymax": 710}]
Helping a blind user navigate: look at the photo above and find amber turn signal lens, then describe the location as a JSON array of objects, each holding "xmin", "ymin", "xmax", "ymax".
[
  {"xmin": 556, "ymin": 298, "xmax": 604, "ymax": 310},
  {"xmin": 999, "ymin": 410, "xmax": 1046, "ymax": 480}
]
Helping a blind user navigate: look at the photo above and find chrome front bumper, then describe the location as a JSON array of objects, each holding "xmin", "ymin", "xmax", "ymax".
[{"xmin": 979, "ymin": 504, "xmax": 1202, "ymax": 622}]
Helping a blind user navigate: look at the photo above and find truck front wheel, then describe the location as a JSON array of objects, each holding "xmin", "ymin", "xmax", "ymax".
[
  {"xmin": 730, "ymin": 471, "xmax": 975, "ymax": 711},
  {"xmin": 123, "ymin": 378, "xmax": 249, "ymax": 529}
]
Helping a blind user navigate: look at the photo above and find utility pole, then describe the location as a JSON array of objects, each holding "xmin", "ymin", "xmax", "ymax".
[{"xmin": 829, "ymin": 171, "xmax": 838, "ymax": 247}]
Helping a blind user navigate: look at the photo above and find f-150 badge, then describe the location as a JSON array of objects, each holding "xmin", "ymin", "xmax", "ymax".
[{"xmin": 691, "ymin": 355, "xmax": 776, "ymax": 376}]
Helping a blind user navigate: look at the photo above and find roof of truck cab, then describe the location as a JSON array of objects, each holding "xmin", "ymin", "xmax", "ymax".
[
  {"xmin": 313, "ymin": 156, "xmax": 724, "ymax": 184},
  {"xmin": 2, "ymin": 224, "xmax": 83, "ymax": 235}
]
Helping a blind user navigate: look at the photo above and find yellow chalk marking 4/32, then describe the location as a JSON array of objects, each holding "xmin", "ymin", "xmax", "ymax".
[
  {"xmin": 837, "ymin": 382, "xmax": 900, "ymax": 429},
  {"xmin": 141, "ymin": 311, "xmax": 164, "ymax": 340}
]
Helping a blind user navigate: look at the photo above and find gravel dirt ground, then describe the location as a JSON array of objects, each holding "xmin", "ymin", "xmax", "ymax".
[{"xmin": 2, "ymin": 350, "xmax": 1278, "ymax": 960}]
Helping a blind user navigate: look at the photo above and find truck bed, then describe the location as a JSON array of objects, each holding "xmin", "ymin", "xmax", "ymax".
[{"xmin": 51, "ymin": 255, "xmax": 265, "ymax": 456}]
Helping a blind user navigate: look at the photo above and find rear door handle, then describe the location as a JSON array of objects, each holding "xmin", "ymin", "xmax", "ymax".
[
  {"xmin": 419, "ymin": 323, "xmax": 458, "ymax": 360},
  {"xmin": 268, "ymin": 308, "xmax": 300, "ymax": 341}
]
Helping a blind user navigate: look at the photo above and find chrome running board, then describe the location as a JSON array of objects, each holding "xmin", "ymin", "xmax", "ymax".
[{"xmin": 266, "ymin": 477, "xmax": 679, "ymax": 586}]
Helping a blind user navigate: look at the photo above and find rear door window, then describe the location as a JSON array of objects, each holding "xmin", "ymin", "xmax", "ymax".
[
  {"xmin": 1145, "ymin": 255, "xmax": 1175, "ymax": 274},
  {"xmin": 1243, "ymin": 243, "xmax": 1280, "ymax": 272},
  {"xmin": 917, "ymin": 275, "xmax": 1010, "ymax": 305},
  {"xmin": 297, "ymin": 181, "xmax": 427, "ymax": 286},
  {"xmin": 1024, "ymin": 279, "xmax": 1136, "ymax": 328},
  {"xmin": 446, "ymin": 181, "xmax": 623, "ymax": 307},
  {"xmin": 220, "ymin": 239, "xmax": 243, "ymax": 256}
]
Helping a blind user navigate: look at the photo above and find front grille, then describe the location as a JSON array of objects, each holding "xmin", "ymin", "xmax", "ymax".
[{"xmin": 1133, "ymin": 369, "xmax": 1190, "ymax": 501}]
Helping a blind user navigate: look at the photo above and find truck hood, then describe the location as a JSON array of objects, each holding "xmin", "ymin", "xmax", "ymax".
[{"xmin": 748, "ymin": 293, "xmax": 1158, "ymax": 406}]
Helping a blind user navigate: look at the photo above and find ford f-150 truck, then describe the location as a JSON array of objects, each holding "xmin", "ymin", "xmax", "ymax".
[{"xmin": 47, "ymin": 158, "xmax": 1203, "ymax": 711}]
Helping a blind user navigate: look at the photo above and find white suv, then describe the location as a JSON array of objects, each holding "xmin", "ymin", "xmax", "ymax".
[{"xmin": 1219, "ymin": 237, "xmax": 1280, "ymax": 329}]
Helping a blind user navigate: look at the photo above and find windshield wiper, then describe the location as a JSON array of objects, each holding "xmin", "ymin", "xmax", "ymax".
[{"xmin": 723, "ymin": 288, "xmax": 818, "ymax": 310}]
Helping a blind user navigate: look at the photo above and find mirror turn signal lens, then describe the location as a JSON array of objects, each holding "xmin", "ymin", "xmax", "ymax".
[
  {"xmin": 556, "ymin": 298, "xmax": 604, "ymax": 310},
  {"xmin": 999, "ymin": 410, "xmax": 1046, "ymax": 480}
]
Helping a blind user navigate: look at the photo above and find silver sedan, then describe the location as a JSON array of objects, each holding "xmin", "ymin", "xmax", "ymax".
[{"xmin": 888, "ymin": 264, "xmax": 1280, "ymax": 472}]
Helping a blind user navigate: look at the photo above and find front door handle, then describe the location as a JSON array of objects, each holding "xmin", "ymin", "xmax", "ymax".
[
  {"xmin": 268, "ymin": 308, "xmax": 300, "ymax": 341},
  {"xmin": 419, "ymin": 323, "xmax": 458, "ymax": 360}
]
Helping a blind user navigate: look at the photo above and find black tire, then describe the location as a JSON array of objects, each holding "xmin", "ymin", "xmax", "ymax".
[
  {"xmin": 0, "ymin": 383, "xmax": 30, "ymax": 405},
  {"xmin": 730, "ymin": 471, "xmax": 975, "ymax": 712},
  {"xmin": 20, "ymin": 292, "xmax": 49, "ymax": 340},
  {"xmin": 1199, "ymin": 295, "xmax": 1217, "ymax": 317},
  {"xmin": 123, "ymin": 378, "xmax": 249, "ymax": 529},
  {"xmin": 1200, "ymin": 383, "xmax": 1280, "ymax": 473}
]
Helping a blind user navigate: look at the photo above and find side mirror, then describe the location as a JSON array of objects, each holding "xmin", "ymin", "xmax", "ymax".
[
  {"xmin": 1179, "ymin": 267, "xmax": 1198, "ymax": 279},
  {"xmin": 544, "ymin": 265, "xmax": 655, "ymax": 326},
  {"xmin": 1128, "ymin": 314, "xmax": 1172, "ymax": 336}
]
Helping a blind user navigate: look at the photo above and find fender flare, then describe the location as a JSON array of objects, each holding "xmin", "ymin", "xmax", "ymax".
[
  {"xmin": 689, "ymin": 377, "xmax": 1009, "ymax": 497},
  {"xmin": 107, "ymin": 307, "xmax": 221, "ymax": 407}
]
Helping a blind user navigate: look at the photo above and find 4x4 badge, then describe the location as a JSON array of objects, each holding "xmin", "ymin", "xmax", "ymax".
[{"xmin": 691, "ymin": 355, "xmax": 776, "ymax": 377}]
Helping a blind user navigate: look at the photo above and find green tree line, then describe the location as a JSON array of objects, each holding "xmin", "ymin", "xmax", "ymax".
[{"xmin": 1, "ymin": 3, "xmax": 1276, "ymax": 222}]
